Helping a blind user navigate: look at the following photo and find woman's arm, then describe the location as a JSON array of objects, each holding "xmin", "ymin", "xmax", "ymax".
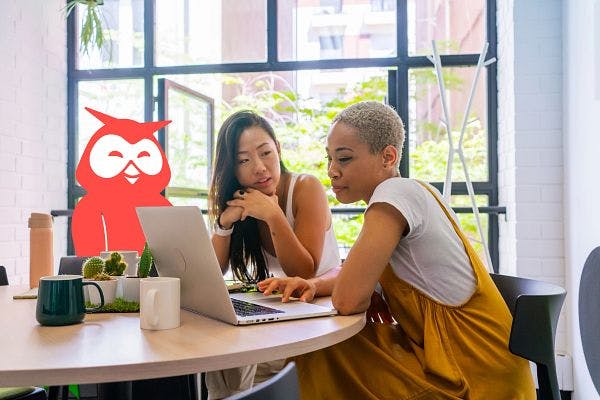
[
  {"xmin": 269, "ymin": 175, "xmax": 330, "ymax": 278},
  {"xmin": 332, "ymin": 202, "xmax": 406, "ymax": 315},
  {"xmin": 226, "ymin": 175, "xmax": 330, "ymax": 279},
  {"xmin": 211, "ymin": 233, "xmax": 232, "ymax": 273},
  {"xmin": 258, "ymin": 266, "xmax": 341, "ymax": 302},
  {"xmin": 211, "ymin": 205, "xmax": 243, "ymax": 273}
]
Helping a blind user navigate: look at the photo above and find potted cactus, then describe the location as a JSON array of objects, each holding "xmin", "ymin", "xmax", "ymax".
[
  {"xmin": 82, "ymin": 256, "xmax": 117, "ymax": 304},
  {"xmin": 121, "ymin": 243, "xmax": 153, "ymax": 302},
  {"xmin": 103, "ymin": 251, "xmax": 128, "ymax": 298}
]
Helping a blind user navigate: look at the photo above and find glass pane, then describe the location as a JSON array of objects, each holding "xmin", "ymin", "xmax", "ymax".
[
  {"xmin": 76, "ymin": 0, "xmax": 144, "ymax": 69},
  {"xmin": 278, "ymin": 0, "xmax": 397, "ymax": 61},
  {"xmin": 407, "ymin": 0, "xmax": 486, "ymax": 56},
  {"xmin": 408, "ymin": 67, "xmax": 488, "ymax": 182},
  {"xmin": 155, "ymin": 0, "xmax": 267, "ymax": 66},
  {"xmin": 77, "ymin": 80, "xmax": 144, "ymax": 168},
  {"xmin": 449, "ymin": 194, "xmax": 488, "ymax": 208},
  {"xmin": 156, "ymin": 67, "xmax": 387, "ymax": 244},
  {"xmin": 163, "ymin": 82, "xmax": 213, "ymax": 201},
  {"xmin": 449, "ymin": 194, "xmax": 489, "ymax": 261},
  {"xmin": 457, "ymin": 212, "xmax": 489, "ymax": 260}
]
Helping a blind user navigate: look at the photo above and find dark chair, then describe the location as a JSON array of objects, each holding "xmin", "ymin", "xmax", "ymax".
[
  {"xmin": 490, "ymin": 274, "xmax": 566, "ymax": 400},
  {"xmin": 0, "ymin": 268, "xmax": 47, "ymax": 400},
  {"xmin": 58, "ymin": 256, "xmax": 88, "ymax": 275},
  {"xmin": 579, "ymin": 247, "xmax": 600, "ymax": 394},
  {"xmin": 0, "ymin": 266, "xmax": 8, "ymax": 286},
  {"xmin": 0, "ymin": 387, "xmax": 46, "ymax": 400},
  {"xmin": 225, "ymin": 362, "xmax": 299, "ymax": 400}
]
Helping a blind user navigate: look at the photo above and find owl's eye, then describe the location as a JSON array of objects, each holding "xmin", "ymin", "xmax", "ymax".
[
  {"xmin": 137, "ymin": 151, "xmax": 150, "ymax": 158},
  {"xmin": 109, "ymin": 150, "xmax": 123, "ymax": 157}
]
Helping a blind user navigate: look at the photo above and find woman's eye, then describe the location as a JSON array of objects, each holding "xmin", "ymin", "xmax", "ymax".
[
  {"xmin": 339, "ymin": 157, "xmax": 352, "ymax": 163},
  {"xmin": 238, "ymin": 159, "xmax": 249, "ymax": 165},
  {"xmin": 261, "ymin": 151, "xmax": 272, "ymax": 157}
]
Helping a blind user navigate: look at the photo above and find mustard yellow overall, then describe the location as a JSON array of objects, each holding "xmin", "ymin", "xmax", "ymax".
[{"xmin": 293, "ymin": 183, "xmax": 535, "ymax": 399}]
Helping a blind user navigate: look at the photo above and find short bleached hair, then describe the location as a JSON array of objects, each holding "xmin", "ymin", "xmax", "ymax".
[{"xmin": 332, "ymin": 101, "xmax": 405, "ymax": 161}]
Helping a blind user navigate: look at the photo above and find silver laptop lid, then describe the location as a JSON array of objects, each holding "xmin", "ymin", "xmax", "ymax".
[{"xmin": 136, "ymin": 206, "xmax": 238, "ymax": 324}]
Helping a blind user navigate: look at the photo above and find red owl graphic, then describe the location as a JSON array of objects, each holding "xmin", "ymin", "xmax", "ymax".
[{"xmin": 72, "ymin": 107, "xmax": 172, "ymax": 256}]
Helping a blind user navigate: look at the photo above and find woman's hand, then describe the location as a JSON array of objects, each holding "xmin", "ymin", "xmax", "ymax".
[
  {"xmin": 218, "ymin": 204, "xmax": 244, "ymax": 229},
  {"xmin": 226, "ymin": 188, "xmax": 280, "ymax": 224},
  {"xmin": 257, "ymin": 276, "xmax": 317, "ymax": 303}
]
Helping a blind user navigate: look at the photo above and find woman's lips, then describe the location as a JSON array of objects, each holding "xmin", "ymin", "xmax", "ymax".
[
  {"xmin": 332, "ymin": 186, "xmax": 346, "ymax": 194},
  {"xmin": 254, "ymin": 177, "xmax": 272, "ymax": 188}
]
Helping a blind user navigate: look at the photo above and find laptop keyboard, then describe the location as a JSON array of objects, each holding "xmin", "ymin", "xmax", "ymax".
[{"xmin": 231, "ymin": 298, "xmax": 285, "ymax": 317}]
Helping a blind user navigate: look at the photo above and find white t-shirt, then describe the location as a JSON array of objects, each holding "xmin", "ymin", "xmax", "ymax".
[
  {"xmin": 263, "ymin": 174, "xmax": 340, "ymax": 278},
  {"xmin": 367, "ymin": 177, "xmax": 477, "ymax": 305}
]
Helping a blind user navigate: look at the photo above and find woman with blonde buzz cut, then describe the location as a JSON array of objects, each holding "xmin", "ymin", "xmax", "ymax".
[{"xmin": 258, "ymin": 101, "xmax": 535, "ymax": 399}]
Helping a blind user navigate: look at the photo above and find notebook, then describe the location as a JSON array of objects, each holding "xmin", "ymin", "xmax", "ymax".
[{"xmin": 136, "ymin": 206, "xmax": 337, "ymax": 325}]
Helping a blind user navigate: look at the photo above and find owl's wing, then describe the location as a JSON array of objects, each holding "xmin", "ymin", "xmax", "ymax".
[{"xmin": 72, "ymin": 199, "xmax": 107, "ymax": 256}]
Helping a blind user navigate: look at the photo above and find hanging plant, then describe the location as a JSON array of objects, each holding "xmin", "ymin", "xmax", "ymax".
[{"xmin": 64, "ymin": 0, "xmax": 109, "ymax": 56}]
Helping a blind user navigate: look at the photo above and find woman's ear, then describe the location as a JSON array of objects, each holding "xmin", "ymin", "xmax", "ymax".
[
  {"xmin": 382, "ymin": 145, "xmax": 399, "ymax": 168},
  {"xmin": 276, "ymin": 140, "xmax": 282, "ymax": 156}
]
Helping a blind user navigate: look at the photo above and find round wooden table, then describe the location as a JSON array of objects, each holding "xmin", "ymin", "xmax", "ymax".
[{"xmin": 0, "ymin": 285, "xmax": 365, "ymax": 387}]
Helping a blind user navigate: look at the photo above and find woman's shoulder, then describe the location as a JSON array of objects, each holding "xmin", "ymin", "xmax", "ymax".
[
  {"xmin": 292, "ymin": 173, "xmax": 325, "ymax": 192},
  {"xmin": 373, "ymin": 177, "xmax": 423, "ymax": 196}
]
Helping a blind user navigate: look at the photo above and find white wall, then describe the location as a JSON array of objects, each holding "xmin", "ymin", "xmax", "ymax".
[
  {"xmin": 0, "ymin": 0, "xmax": 68, "ymax": 284},
  {"xmin": 564, "ymin": 0, "xmax": 600, "ymax": 398},
  {"xmin": 497, "ymin": 0, "xmax": 567, "ymax": 350}
]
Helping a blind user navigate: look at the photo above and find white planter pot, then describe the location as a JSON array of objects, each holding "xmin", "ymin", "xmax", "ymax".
[
  {"xmin": 88, "ymin": 279, "xmax": 117, "ymax": 305},
  {"xmin": 114, "ymin": 275, "xmax": 126, "ymax": 298},
  {"xmin": 122, "ymin": 277, "xmax": 141, "ymax": 302}
]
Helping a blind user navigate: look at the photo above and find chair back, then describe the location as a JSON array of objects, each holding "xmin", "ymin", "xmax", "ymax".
[
  {"xmin": 0, "ymin": 265, "xmax": 8, "ymax": 286},
  {"xmin": 58, "ymin": 256, "xmax": 89, "ymax": 275},
  {"xmin": 490, "ymin": 274, "xmax": 566, "ymax": 400},
  {"xmin": 579, "ymin": 246, "xmax": 600, "ymax": 394},
  {"xmin": 226, "ymin": 362, "xmax": 299, "ymax": 400}
]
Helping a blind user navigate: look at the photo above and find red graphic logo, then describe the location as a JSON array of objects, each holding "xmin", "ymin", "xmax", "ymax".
[{"xmin": 72, "ymin": 108, "xmax": 172, "ymax": 256}]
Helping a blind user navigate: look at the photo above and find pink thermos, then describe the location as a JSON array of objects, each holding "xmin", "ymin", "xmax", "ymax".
[{"xmin": 28, "ymin": 213, "xmax": 53, "ymax": 288}]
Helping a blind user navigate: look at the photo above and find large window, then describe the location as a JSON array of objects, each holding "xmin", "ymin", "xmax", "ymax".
[{"xmin": 67, "ymin": 0, "xmax": 501, "ymax": 269}]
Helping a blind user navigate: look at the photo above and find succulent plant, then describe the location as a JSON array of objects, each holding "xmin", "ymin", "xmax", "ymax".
[
  {"xmin": 82, "ymin": 257, "xmax": 105, "ymax": 279},
  {"xmin": 103, "ymin": 251, "xmax": 127, "ymax": 276},
  {"xmin": 138, "ymin": 242, "xmax": 153, "ymax": 278},
  {"xmin": 93, "ymin": 272, "xmax": 113, "ymax": 281}
]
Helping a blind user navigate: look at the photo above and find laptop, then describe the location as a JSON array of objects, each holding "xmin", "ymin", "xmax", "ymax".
[{"xmin": 136, "ymin": 206, "xmax": 337, "ymax": 325}]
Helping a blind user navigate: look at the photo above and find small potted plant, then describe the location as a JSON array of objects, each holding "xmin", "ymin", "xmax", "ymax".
[
  {"xmin": 82, "ymin": 256, "xmax": 117, "ymax": 304},
  {"xmin": 65, "ymin": 0, "xmax": 110, "ymax": 57},
  {"xmin": 103, "ymin": 252, "xmax": 128, "ymax": 297},
  {"xmin": 121, "ymin": 243, "xmax": 153, "ymax": 302}
]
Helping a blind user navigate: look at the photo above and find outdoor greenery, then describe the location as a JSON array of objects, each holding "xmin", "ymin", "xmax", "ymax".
[{"xmin": 205, "ymin": 71, "xmax": 488, "ymax": 255}]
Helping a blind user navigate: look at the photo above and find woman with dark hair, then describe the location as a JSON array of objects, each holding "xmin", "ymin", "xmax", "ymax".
[{"xmin": 206, "ymin": 110, "xmax": 340, "ymax": 399}]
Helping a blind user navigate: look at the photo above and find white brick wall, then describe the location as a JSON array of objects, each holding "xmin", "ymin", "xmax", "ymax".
[
  {"xmin": 497, "ymin": 0, "xmax": 566, "ymax": 352},
  {"xmin": 0, "ymin": 0, "xmax": 67, "ymax": 285}
]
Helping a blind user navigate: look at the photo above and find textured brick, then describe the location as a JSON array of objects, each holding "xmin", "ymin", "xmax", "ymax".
[{"xmin": 0, "ymin": 0, "xmax": 67, "ymax": 283}]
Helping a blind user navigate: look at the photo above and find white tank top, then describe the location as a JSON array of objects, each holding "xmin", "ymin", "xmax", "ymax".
[{"xmin": 263, "ymin": 174, "xmax": 340, "ymax": 278}]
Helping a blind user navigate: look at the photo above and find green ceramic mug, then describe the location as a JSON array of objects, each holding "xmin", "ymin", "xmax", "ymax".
[{"xmin": 36, "ymin": 275, "xmax": 104, "ymax": 326}]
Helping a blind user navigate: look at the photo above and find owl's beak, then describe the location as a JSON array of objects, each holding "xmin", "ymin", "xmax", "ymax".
[{"xmin": 123, "ymin": 164, "xmax": 140, "ymax": 184}]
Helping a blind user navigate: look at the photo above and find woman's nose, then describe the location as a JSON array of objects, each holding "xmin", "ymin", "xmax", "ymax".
[
  {"xmin": 254, "ymin": 159, "xmax": 267, "ymax": 173},
  {"xmin": 327, "ymin": 162, "xmax": 339, "ymax": 180}
]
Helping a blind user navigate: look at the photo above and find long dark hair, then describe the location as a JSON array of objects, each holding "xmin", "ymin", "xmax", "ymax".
[{"xmin": 208, "ymin": 111, "xmax": 288, "ymax": 283}]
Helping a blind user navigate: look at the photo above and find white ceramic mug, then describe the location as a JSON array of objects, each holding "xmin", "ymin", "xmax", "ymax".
[
  {"xmin": 100, "ymin": 250, "xmax": 139, "ymax": 276},
  {"xmin": 140, "ymin": 277, "xmax": 180, "ymax": 330}
]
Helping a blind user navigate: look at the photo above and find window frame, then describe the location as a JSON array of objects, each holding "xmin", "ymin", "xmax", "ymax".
[{"xmin": 67, "ymin": 0, "xmax": 501, "ymax": 270}]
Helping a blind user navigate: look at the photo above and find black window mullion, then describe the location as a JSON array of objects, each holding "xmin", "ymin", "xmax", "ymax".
[
  {"xmin": 144, "ymin": 0, "xmax": 155, "ymax": 122},
  {"xmin": 267, "ymin": 0, "xmax": 277, "ymax": 64},
  {"xmin": 66, "ymin": 0, "xmax": 499, "ymax": 266}
]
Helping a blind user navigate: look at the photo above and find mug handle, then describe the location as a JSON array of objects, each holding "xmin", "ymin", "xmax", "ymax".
[
  {"xmin": 83, "ymin": 281, "xmax": 105, "ymax": 312},
  {"xmin": 145, "ymin": 289, "xmax": 159, "ymax": 327}
]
